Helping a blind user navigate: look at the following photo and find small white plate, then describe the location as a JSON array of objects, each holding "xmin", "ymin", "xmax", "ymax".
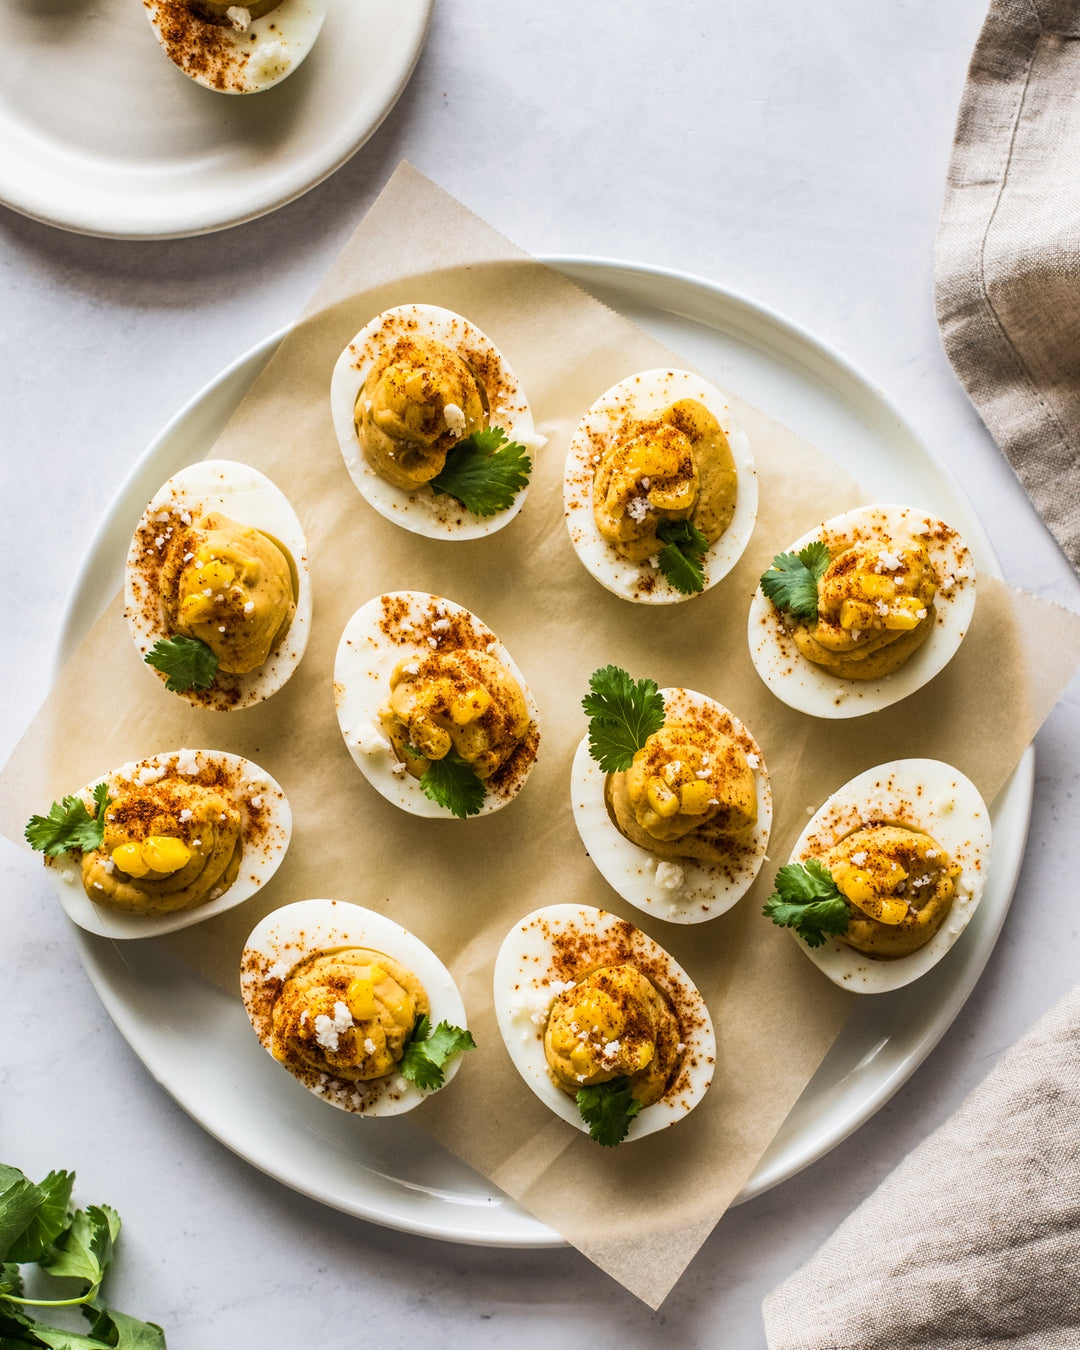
[
  {"xmin": 56, "ymin": 258, "xmax": 1033, "ymax": 1246},
  {"xmin": 0, "ymin": 0, "xmax": 433, "ymax": 239}
]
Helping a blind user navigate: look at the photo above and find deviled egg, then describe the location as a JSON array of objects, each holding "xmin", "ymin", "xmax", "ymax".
[
  {"xmin": 572, "ymin": 668, "xmax": 771, "ymax": 923},
  {"xmin": 762, "ymin": 758, "xmax": 991, "ymax": 992},
  {"xmin": 25, "ymin": 748, "xmax": 291, "ymax": 939},
  {"xmin": 330, "ymin": 304, "xmax": 545, "ymax": 540},
  {"xmin": 141, "ymin": 0, "xmax": 328, "ymax": 95},
  {"xmin": 564, "ymin": 368, "xmax": 757, "ymax": 602},
  {"xmin": 334, "ymin": 591, "xmax": 540, "ymax": 818},
  {"xmin": 124, "ymin": 460, "xmax": 311, "ymax": 711},
  {"xmin": 748, "ymin": 503, "xmax": 976, "ymax": 718},
  {"xmin": 494, "ymin": 904, "xmax": 715, "ymax": 1146},
  {"xmin": 241, "ymin": 898, "xmax": 473, "ymax": 1115}
]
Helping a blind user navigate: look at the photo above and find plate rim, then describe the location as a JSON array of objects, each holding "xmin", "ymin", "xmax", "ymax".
[{"xmin": 54, "ymin": 254, "xmax": 1033, "ymax": 1244}]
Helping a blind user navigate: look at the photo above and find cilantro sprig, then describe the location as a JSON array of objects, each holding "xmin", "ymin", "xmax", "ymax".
[
  {"xmin": 399, "ymin": 1015, "xmax": 476, "ymax": 1091},
  {"xmin": 0, "ymin": 1163, "xmax": 165, "ymax": 1349},
  {"xmin": 655, "ymin": 518, "xmax": 709, "ymax": 595},
  {"xmin": 762, "ymin": 859, "xmax": 851, "ymax": 948},
  {"xmin": 581, "ymin": 665, "xmax": 666, "ymax": 773},
  {"xmin": 429, "ymin": 426, "xmax": 532, "ymax": 517},
  {"xmin": 416, "ymin": 748, "xmax": 487, "ymax": 819},
  {"xmin": 144, "ymin": 634, "xmax": 220, "ymax": 693},
  {"xmin": 759, "ymin": 541, "xmax": 831, "ymax": 621},
  {"xmin": 25, "ymin": 783, "xmax": 110, "ymax": 858},
  {"xmin": 576, "ymin": 1077, "xmax": 644, "ymax": 1148}
]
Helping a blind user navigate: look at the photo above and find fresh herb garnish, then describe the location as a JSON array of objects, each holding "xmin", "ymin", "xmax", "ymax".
[
  {"xmin": 429, "ymin": 426, "xmax": 532, "ymax": 517},
  {"xmin": 399, "ymin": 1015, "xmax": 476, "ymax": 1091},
  {"xmin": 417, "ymin": 749, "xmax": 487, "ymax": 819},
  {"xmin": 581, "ymin": 665, "xmax": 666, "ymax": 773},
  {"xmin": 144, "ymin": 634, "xmax": 219, "ymax": 693},
  {"xmin": 762, "ymin": 859, "xmax": 851, "ymax": 948},
  {"xmin": 24, "ymin": 783, "xmax": 110, "ymax": 857},
  {"xmin": 655, "ymin": 518, "xmax": 709, "ymax": 594},
  {"xmin": 0, "ymin": 1163, "xmax": 165, "ymax": 1349},
  {"xmin": 575, "ymin": 1077, "xmax": 644, "ymax": 1147},
  {"xmin": 758, "ymin": 541, "xmax": 831, "ymax": 621}
]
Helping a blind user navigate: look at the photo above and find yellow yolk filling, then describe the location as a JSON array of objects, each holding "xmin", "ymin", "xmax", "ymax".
[
  {"xmin": 381, "ymin": 649, "xmax": 530, "ymax": 782},
  {"xmin": 81, "ymin": 777, "xmax": 242, "ymax": 917},
  {"xmin": 170, "ymin": 512, "xmax": 296, "ymax": 675},
  {"xmin": 606, "ymin": 715, "xmax": 757, "ymax": 863},
  {"xmin": 792, "ymin": 539, "xmax": 938, "ymax": 680},
  {"xmin": 543, "ymin": 963, "xmax": 683, "ymax": 1107},
  {"xmin": 821, "ymin": 823, "xmax": 961, "ymax": 958},
  {"xmin": 356, "ymin": 336, "xmax": 487, "ymax": 491},
  {"xmin": 270, "ymin": 947, "xmax": 428, "ymax": 1083},
  {"xmin": 592, "ymin": 398, "xmax": 737, "ymax": 563}
]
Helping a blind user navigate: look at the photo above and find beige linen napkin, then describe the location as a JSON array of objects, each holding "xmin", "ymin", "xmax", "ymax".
[
  {"xmin": 935, "ymin": 0, "xmax": 1080, "ymax": 572},
  {"xmin": 762, "ymin": 982, "xmax": 1080, "ymax": 1349}
]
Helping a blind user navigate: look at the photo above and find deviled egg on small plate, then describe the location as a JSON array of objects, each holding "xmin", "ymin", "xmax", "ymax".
[
  {"xmin": 330, "ymin": 304, "xmax": 545, "ymax": 540},
  {"xmin": 25, "ymin": 748, "xmax": 291, "ymax": 938},
  {"xmin": 334, "ymin": 591, "xmax": 541, "ymax": 818},
  {"xmin": 494, "ymin": 904, "xmax": 715, "ymax": 1146},
  {"xmin": 572, "ymin": 668, "xmax": 771, "ymax": 923},
  {"xmin": 141, "ymin": 0, "xmax": 329, "ymax": 95},
  {"xmin": 124, "ymin": 460, "xmax": 311, "ymax": 711},
  {"xmin": 748, "ymin": 503, "xmax": 976, "ymax": 718},
  {"xmin": 762, "ymin": 758, "xmax": 992, "ymax": 992},
  {"xmin": 564, "ymin": 368, "xmax": 757, "ymax": 603},
  {"xmin": 241, "ymin": 898, "xmax": 473, "ymax": 1115}
]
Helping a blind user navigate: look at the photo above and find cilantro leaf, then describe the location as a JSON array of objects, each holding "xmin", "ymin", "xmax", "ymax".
[
  {"xmin": 581, "ymin": 665, "xmax": 666, "ymax": 773},
  {"xmin": 83, "ymin": 1303, "xmax": 167, "ymax": 1350},
  {"xmin": 762, "ymin": 859, "xmax": 851, "ymax": 948},
  {"xmin": 4, "ymin": 1173, "xmax": 74, "ymax": 1267},
  {"xmin": 37, "ymin": 1205, "xmax": 118, "ymax": 1300},
  {"xmin": 0, "ymin": 1167, "xmax": 164, "ymax": 1347},
  {"xmin": 24, "ymin": 786, "xmax": 109, "ymax": 859},
  {"xmin": 399, "ymin": 1015, "xmax": 476, "ymax": 1091},
  {"xmin": 417, "ymin": 750, "xmax": 487, "ymax": 819},
  {"xmin": 655, "ymin": 518, "xmax": 709, "ymax": 595},
  {"xmin": 575, "ymin": 1077, "xmax": 644, "ymax": 1147},
  {"xmin": 759, "ymin": 541, "xmax": 831, "ymax": 620},
  {"xmin": 429, "ymin": 426, "xmax": 532, "ymax": 516},
  {"xmin": 144, "ymin": 635, "xmax": 219, "ymax": 693}
]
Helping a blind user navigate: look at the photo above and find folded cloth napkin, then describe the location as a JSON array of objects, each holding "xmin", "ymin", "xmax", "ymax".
[
  {"xmin": 761, "ymin": 983, "xmax": 1080, "ymax": 1349},
  {"xmin": 935, "ymin": 0, "xmax": 1080, "ymax": 574}
]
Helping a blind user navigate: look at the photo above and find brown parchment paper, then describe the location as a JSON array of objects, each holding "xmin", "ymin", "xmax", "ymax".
[{"xmin": 4, "ymin": 163, "xmax": 1080, "ymax": 1309}]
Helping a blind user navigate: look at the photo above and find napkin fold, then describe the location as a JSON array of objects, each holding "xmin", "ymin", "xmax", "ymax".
[
  {"xmin": 935, "ymin": 0, "xmax": 1080, "ymax": 574},
  {"xmin": 762, "ymin": 981, "xmax": 1080, "ymax": 1349}
]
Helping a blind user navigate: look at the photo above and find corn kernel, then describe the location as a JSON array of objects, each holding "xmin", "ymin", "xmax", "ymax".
[
  {"xmin": 179, "ymin": 592, "xmax": 215, "ymax": 624},
  {"xmin": 345, "ymin": 969, "xmax": 384, "ymax": 1021},
  {"xmin": 197, "ymin": 559, "xmax": 235, "ymax": 590},
  {"xmin": 678, "ymin": 780, "xmax": 713, "ymax": 815},
  {"xmin": 646, "ymin": 777, "xmax": 681, "ymax": 818},
  {"xmin": 141, "ymin": 836, "xmax": 192, "ymax": 874},
  {"xmin": 410, "ymin": 715, "xmax": 452, "ymax": 761},
  {"xmin": 112, "ymin": 841, "xmax": 149, "ymax": 878},
  {"xmin": 450, "ymin": 687, "xmax": 491, "ymax": 726}
]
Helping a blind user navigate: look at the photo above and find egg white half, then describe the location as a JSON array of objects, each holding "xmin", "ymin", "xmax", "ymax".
[
  {"xmin": 494, "ymin": 904, "xmax": 715, "ymax": 1142},
  {"xmin": 124, "ymin": 459, "xmax": 311, "ymax": 711},
  {"xmin": 781, "ymin": 758, "xmax": 992, "ymax": 992},
  {"xmin": 240, "ymin": 898, "xmax": 469, "ymax": 1115},
  {"xmin": 45, "ymin": 748, "xmax": 291, "ymax": 939},
  {"xmin": 142, "ymin": 0, "xmax": 328, "ymax": 95},
  {"xmin": 748, "ymin": 503, "xmax": 976, "ymax": 719},
  {"xmin": 334, "ymin": 590, "xmax": 541, "ymax": 818},
  {"xmin": 563, "ymin": 368, "xmax": 758, "ymax": 604},
  {"xmin": 330, "ymin": 304, "xmax": 545, "ymax": 540},
  {"xmin": 571, "ymin": 688, "xmax": 772, "ymax": 924}
]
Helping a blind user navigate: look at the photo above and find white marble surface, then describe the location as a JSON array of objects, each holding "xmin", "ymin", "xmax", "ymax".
[{"xmin": 3, "ymin": 2, "xmax": 1079, "ymax": 1346}]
